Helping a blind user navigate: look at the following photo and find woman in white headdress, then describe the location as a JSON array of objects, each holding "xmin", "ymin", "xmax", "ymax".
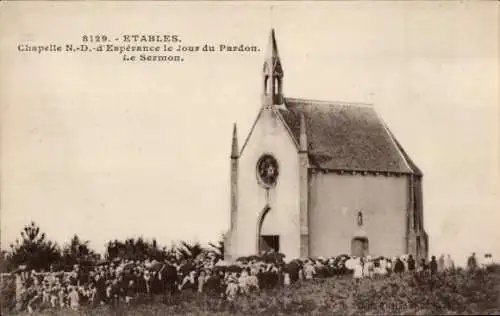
[
  {"xmin": 283, "ymin": 270, "xmax": 291, "ymax": 286},
  {"xmin": 238, "ymin": 269, "xmax": 249, "ymax": 294},
  {"xmin": 444, "ymin": 254, "xmax": 455, "ymax": 271},
  {"xmin": 364, "ymin": 256, "xmax": 374, "ymax": 278},
  {"xmin": 353, "ymin": 257, "xmax": 364, "ymax": 280},
  {"xmin": 225, "ymin": 276, "xmax": 239, "ymax": 301},
  {"xmin": 378, "ymin": 257, "xmax": 387, "ymax": 277}
]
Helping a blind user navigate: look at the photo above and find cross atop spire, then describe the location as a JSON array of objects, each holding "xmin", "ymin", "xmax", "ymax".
[{"xmin": 262, "ymin": 28, "xmax": 284, "ymax": 106}]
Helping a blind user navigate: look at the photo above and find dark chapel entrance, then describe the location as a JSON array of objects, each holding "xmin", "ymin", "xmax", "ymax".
[
  {"xmin": 259, "ymin": 235, "xmax": 280, "ymax": 254},
  {"xmin": 257, "ymin": 206, "xmax": 280, "ymax": 254},
  {"xmin": 351, "ymin": 237, "xmax": 369, "ymax": 257}
]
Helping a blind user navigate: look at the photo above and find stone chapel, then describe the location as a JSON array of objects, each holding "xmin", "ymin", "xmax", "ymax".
[{"xmin": 224, "ymin": 29, "xmax": 429, "ymax": 262}]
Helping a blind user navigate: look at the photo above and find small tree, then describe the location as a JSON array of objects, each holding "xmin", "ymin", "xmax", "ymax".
[
  {"xmin": 177, "ymin": 241, "xmax": 205, "ymax": 261},
  {"xmin": 146, "ymin": 238, "xmax": 167, "ymax": 261},
  {"xmin": 208, "ymin": 234, "xmax": 225, "ymax": 259},
  {"xmin": 60, "ymin": 234, "xmax": 96, "ymax": 269},
  {"xmin": 105, "ymin": 237, "xmax": 168, "ymax": 262},
  {"xmin": 8, "ymin": 221, "xmax": 61, "ymax": 271}
]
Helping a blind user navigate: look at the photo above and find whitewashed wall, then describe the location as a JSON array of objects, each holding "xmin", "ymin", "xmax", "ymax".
[
  {"xmin": 309, "ymin": 172, "xmax": 409, "ymax": 258},
  {"xmin": 230, "ymin": 107, "xmax": 301, "ymax": 260}
]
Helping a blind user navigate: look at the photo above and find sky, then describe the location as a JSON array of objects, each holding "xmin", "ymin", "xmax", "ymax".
[{"xmin": 1, "ymin": 1, "xmax": 498, "ymax": 265}]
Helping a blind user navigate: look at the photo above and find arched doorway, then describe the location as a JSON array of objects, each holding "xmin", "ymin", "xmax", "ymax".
[
  {"xmin": 351, "ymin": 237, "xmax": 369, "ymax": 257},
  {"xmin": 256, "ymin": 206, "xmax": 280, "ymax": 255}
]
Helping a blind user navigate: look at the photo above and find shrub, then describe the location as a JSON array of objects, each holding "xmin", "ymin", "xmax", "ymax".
[{"xmin": 0, "ymin": 274, "xmax": 16, "ymax": 311}]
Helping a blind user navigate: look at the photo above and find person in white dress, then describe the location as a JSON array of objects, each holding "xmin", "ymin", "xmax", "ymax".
[
  {"xmin": 353, "ymin": 258, "xmax": 364, "ymax": 281},
  {"xmin": 238, "ymin": 270, "xmax": 249, "ymax": 294},
  {"xmin": 378, "ymin": 258, "xmax": 388, "ymax": 277},
  {"xmin": 225, "ymin": 277, "xmax": 239, "ymax": 301},
  {"xmin": 246, "ymin": 271, "xmax": 260, "ymax": 292},
  {"xmin": 68, "ymin": 286, "xmax": 80, "ymax": 311},
  {"xmin": 304, "ymin": 261, "xmax": 316, "ymax": 280},
  {"xmin": 444, "ymin": 254, "xmax": 455, "ymax": 271},
  {"xmin": 283, "ymin": 271, "xmax": 291, "ymax": 286}
]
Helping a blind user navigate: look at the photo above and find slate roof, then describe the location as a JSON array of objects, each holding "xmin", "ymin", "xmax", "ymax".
[{"xmin": 278, "ymin": 98, "xmax": 421, "ymax": 175}]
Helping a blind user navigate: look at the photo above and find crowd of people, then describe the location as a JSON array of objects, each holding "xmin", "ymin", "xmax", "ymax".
[{"xmin": 10, "ymin": 251, "xmax": 495, "ymax": 313}]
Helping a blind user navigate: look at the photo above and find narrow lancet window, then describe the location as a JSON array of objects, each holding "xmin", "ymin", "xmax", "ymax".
[{"xmin": 357, "ymin": 211, "xmax": 363, "ymax": 227}]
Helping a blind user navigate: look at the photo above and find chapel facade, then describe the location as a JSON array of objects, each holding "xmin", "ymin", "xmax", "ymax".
[{"xmin": 224, "ymin": 29, "xmax": 429, "ymax": 262}]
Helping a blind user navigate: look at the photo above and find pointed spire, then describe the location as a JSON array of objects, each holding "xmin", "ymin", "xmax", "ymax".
[
  {"xmin": 266, "ymin": 28, "xmax": 280, "ymax": 60},
  {"xmin": 299, "ymin": 113, "xmax": 308, "ymax": 152},
  {"xmin": 231, "ymin": 123, "xmax": 239, "ymax": 159},
  {"xmin": 264, "ymin": 28, "xmax": 283, "ymax": 75},
  {"xmin": 262, "ymin": 28, "xmax": 284, "ymax": 106}
]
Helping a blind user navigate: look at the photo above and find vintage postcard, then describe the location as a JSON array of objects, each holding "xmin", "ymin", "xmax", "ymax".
[{"xmin": 0, "ymin": 1, "xmax": 499, "ymax": 315}]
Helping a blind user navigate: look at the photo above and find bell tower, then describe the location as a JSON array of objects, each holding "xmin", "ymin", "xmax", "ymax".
[{"xmin": 262, "ymin": 28, "xmax": 284, "ymax": 106}]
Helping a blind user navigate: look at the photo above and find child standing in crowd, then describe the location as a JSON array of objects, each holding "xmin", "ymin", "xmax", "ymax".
[
  {"xmin": 68, "ymin": 286, "xmax": 80, "ymax": 311},
  {"xmin": 197, "ymin": 270, "xmax": 206, "ymax": 293},
  {"xmin": 58, "ymin": 285, "xmax": 66, "ymax": 308}
]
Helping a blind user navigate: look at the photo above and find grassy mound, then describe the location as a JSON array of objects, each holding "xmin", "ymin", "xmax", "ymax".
[{"xmin": 3, "ymin": 266, "xmax": 500, "ymax": 315}]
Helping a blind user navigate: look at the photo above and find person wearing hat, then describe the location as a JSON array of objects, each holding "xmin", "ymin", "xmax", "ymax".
[
  {"xmin": 407, "ymin": 254, "xmax": 416, "ymax": 273},
  {"xmin": 429, "ymin": 256, "xmax": 438, "ymax": 275},
  {"xmin": 467, "ymin": 252, "xmax": 478, "ymax": 271},
  {"xmin": 394, "ymin": 257, "xmax": 405, "ymax": 274}
]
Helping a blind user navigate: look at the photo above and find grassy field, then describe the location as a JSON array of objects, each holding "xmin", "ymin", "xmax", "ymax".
[{"xmin": 3, "ymin": 267, "xmax": 500, "ymax": 315}]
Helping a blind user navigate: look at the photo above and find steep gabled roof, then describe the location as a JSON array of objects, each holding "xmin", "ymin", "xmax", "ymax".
[
  {"xmin": 239, "ymin": 105, "xmax": 300, "ymax": 157},
  {"xmin": 279, "ymin": 98, "xmax": 421, "ymax": 175}
]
